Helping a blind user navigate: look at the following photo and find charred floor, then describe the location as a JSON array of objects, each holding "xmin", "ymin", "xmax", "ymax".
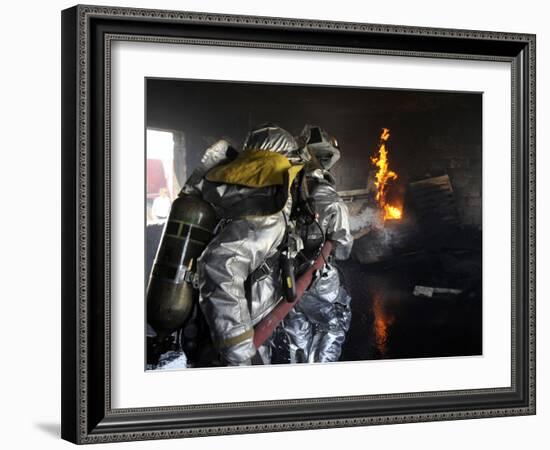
[{"xmin": 338, "ymin": 235, "xmax": 482, "ymax": 362}]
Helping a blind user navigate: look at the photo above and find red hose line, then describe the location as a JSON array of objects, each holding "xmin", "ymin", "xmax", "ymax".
[{"xmin": 253, "ymin": 241, "xmax": 333, "ymax": 348}]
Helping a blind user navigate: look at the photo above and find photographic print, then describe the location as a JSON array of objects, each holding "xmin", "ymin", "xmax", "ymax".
[{"xmin": 145, "ymin": 78, "xmax": 483, "ymax": 370}]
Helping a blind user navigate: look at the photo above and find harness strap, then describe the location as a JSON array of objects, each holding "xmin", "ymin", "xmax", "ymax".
[{"xmin": 249, "ymin": 252, "xmax": 281, "ymax": 285}]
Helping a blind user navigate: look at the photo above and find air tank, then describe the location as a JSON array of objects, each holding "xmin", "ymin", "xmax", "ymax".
[{"xmin": 147, "ymin": 194, "xmax": 217, "ymax": 339}]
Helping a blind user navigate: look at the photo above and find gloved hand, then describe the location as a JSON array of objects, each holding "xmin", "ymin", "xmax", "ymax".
[{"xmin": 201, "ymin": 139, "xmax": 230, "ymax": 170}]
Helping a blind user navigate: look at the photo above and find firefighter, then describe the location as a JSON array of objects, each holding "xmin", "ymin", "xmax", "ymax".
[
  {"xmin": 193, "ymin": 124, "xmax": 306, "ymax": 366},
  {"xmin": 283, "ymin": 125, "xmax": 354, "ymax": 363}
]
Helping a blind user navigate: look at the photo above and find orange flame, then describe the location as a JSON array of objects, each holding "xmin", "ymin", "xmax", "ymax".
[
  {"xmin": 372, "ymin": 295, "xmax": 395, "ymax": 356},
  {"xmin": 384, "ymin": 204, "xmax": 402, "ymax": 220},
  {"xmin": 371, "ymin": 128, "xmax": 403, "ymax": 220}
]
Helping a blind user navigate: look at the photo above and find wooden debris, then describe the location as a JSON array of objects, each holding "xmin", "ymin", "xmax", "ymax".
[
  {"xmin": 413, "ymin": 285, "xmax": 463, "ymax": 298},
  {"xmin": 408, "ymin": 174, "xmax": 460, "ymax": 228}
]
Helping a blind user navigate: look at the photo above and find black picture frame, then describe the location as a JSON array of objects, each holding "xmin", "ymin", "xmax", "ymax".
[{"xmin": 61, "ymin": 4, "xmax": 536, "ymax": 444}]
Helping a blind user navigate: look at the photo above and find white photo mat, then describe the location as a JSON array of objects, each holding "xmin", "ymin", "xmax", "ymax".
[{"xmin": 111, "ymin": 41, "xmax": 512, "ymax": 409}]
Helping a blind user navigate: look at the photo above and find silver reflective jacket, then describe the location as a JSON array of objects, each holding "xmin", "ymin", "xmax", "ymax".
[
  {"xmin": 283, "ymin": 170, "xmax": 353, "ymax": 363},
  {"xmin": 198, "ymin": 200, "xmax": 291, "ymax": 365},
  {"xmin": 196, "ymin": 126, "xmax": 299, "ymax": 365}
]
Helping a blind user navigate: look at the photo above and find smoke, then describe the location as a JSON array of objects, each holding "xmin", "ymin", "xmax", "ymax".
[
  {"xmin": 349, "ymin": 205, "xmax": 383, "ymax": 233},
  {"xmin": 349, "ymin": 202, "xmax": 410, "ymax": 264}
]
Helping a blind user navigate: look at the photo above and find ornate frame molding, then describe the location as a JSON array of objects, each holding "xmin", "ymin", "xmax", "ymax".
[{"xmin": 61, "ymin": 5, "xmax": 536, "ymax": 444}]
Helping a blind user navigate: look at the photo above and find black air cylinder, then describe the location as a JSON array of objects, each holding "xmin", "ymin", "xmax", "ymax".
[{"xmin": 146, "ymin": 194, "xmax": 217, "ymax": 339}]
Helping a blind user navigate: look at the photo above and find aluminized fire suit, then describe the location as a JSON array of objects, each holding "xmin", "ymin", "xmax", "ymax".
[
  {"xmin": 194, "ymin": 125, "xmax": 304, "ymax": 365},
  {"xmin": 283, "ymin": 128, "xmax": 353, "ymax": 363}
]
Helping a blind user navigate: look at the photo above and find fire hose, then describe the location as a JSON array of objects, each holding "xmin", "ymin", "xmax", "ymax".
[{"xmin": 253, "ymin": 240, "xmax": 334, "ymax": 348}]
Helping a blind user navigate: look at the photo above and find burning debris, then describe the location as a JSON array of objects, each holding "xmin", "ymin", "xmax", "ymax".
[
  {"xmin": 348, "ymin": 130, "xmax": 476, "ymax": 267},
  {"xmin": 346, "ymin": 128, "xmax": 405, "ymax": 230},
  {"xmin": 371, "ymin": 128, "xmax": 403, "ymax": 221},
  {"xmin": 346, "ymin": 128, "xmax": 411, "ymax": 264}
]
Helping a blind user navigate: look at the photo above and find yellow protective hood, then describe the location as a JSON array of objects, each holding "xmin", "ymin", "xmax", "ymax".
[{"xmin": 205, "ymin": 149, "xmax": 303, "ymax": 189}]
